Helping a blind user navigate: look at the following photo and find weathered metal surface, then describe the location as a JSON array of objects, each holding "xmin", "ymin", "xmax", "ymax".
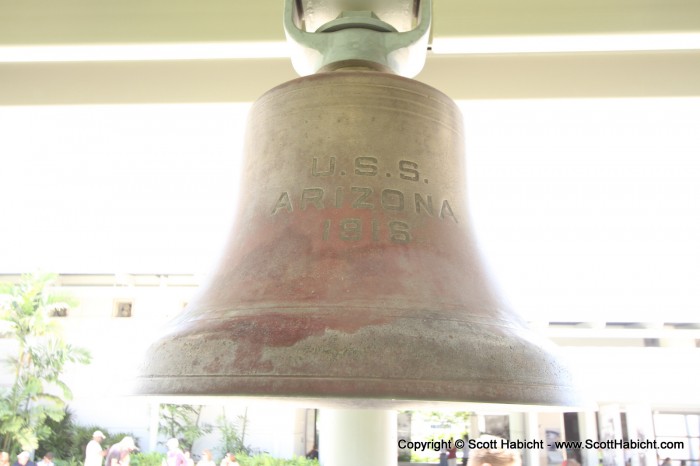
[{"xmin": 137, "ymin": 71, "xmax": 583, "ymax": 407}]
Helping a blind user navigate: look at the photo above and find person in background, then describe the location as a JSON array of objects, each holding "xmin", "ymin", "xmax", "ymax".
[
  {"xmin": 36, "ymin": 453, "xmax": 54, "ymax": 466},
  {"xmin": 462, "ymin": 435, "xmax": 471, "ymax": 466},
  {"xmin": 12, "ymin": 452, "xmax": 35, "ymax": 466},
  {"xmin": 105, "ymin": 436, "xmax": 138, "ymax": 466},
  {"xmin": 219, "ymin": 454, "xmax": 238, "ymax": 466},
  {"xmin": 439, "ymin": 444, "xmax": 448, "ymax": 466},
  {"xmin": 468, "ymin": 445, "xmax": 521, "ymax": 466},
  {"xmin": 305, "ymin": 446, "xmax": 318, "ymax": 460},
  {"xmin": 195, "ymin": 450, "xmax": 215, "ymax": 466},
  {"xmin": 1, "ymin": 451, "xmax": 12, "ymax": 466},
  {"xmin": 85, "ymin": 430, "xmax": 106, "ymax": 466},
  {"xmin": 183, "ymin": 452, "xmax": 194, "ymax": 466},
  {"xmin": 448, "ymin": 438, "xmax": 458, "ymax": 466},
  {"xmin": 197, "ymin": 450, "xmax": 216, "ymax": 466},
  {"xmin": 219, "ymin": 453, "xmax": 234, "ymax": 466},
  {"xmin": 164, "ymin": 439, "xmax": 185, "ymax": 466}
]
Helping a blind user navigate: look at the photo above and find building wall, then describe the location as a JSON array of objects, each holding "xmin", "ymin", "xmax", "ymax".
[{"xmin": 0, "ymin": 275, "xmax": 312, "ymax": 460}]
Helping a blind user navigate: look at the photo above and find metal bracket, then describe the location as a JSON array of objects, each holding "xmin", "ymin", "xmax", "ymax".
[{"xmin": 284, "ymin": 0, "xmax": 432, "ymax": 77}]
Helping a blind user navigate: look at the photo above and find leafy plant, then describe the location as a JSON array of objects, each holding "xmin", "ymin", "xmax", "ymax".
[
  {"xmin": 131, "ymin": 452, "xmax": 165, "ymax": 466},
  {"xmin": 37, "ymin": 407, "xmax": 77, "ymax": 460},
  {"xmin": 159, "ymin": 404, "xmax": 212, "ymax": 451},
  {"xmin": 217, "ymin": 408, "xmax": 250, "ymax": 457},
  {"xmin": 0, "ymin": 273, "xmax": 91, "ymax": 454},
  {"xmin": 424, "ymin": 410, "xmax": 471, "ymax": 427},
  {"xmin": 233, "ymin": 453, "xmax": 319, "ymax": 466},
  {"xmin": 54, "ymin": 459, "xmax": 83, "ymax": 466}
]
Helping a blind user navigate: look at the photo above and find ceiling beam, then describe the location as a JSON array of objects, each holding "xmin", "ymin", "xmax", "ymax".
[
  {"xmin": 0, "ymin": 0, "xmax": 698, "ymax": 48},
  {"xmin": 1, "ymin": 51, "xmax": 699, "ymax": 105}
]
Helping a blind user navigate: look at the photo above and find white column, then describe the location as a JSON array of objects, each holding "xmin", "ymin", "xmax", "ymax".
[
  {"xmin": 509, "ymin": 413, "xmax": 526, "ymax": 442},
  {"xmin": 319, "ymin": 409, "xmax": 397, "ymax": 466},
  {"xmin": 598, "ymin": 405, "xmax": 625, "ymax": 466},
  {"xmin": 468, "ymin": 414, "xmax": 480, "ymax": 438},
  {"xmin": 148, "ymin": 401, "xmax": 160, "ymax": 452},
  {"xmin": 578, "ymin": 410, "xmax": 599, "ymax": 466},
  {"xmin": 523, "ymin": 412, "xmax": 541, "ymax": 466},
  {"xmin": 624, "ymin": 404, "xmax": 656, "ymax": 466}
]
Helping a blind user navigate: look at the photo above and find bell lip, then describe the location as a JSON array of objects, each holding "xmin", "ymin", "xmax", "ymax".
[
  {"xmin": 131, "ymin": 375, "xmax": 592, "ymax": 410},
  {"xmin": 128, "ymin": 391, "xmax": 594, "ymax": 412},
  {"xmin": 135, "ymin": 309, "xmax": 587, "ymax": 410}
]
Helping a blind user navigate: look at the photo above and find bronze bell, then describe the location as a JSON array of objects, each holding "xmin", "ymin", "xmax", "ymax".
[{"xmin": 136, "ymin": 0, "xmax": 583, "ymax": 408}]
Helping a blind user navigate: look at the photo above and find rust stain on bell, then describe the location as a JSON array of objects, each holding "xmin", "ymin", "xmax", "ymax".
[{"xmin": 137, "ymin": 71, "xmax": 584, "ymax": 407}]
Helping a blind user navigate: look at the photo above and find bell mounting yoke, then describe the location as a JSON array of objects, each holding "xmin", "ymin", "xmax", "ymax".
[{"xmin": 284, "ymin": 0, "xmax": 432, "ymax": 77}]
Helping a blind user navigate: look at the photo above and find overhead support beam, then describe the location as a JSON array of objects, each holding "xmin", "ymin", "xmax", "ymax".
[
  {"xmin": 1, "ymin": 51, "xmax": 699, "ymax": 106},
  {"xmin": 1, "ymin": 0, "xmax": 698, "ymax": 48},
  {"xmin": 433, "ymin": 0, "xmax": 700, "ymax": 38},
  {"xmin": 1, "ymin": 0, "xmax": 698, "ymax": 105}
]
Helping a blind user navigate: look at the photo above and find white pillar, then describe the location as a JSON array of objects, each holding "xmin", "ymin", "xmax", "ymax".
[
  {"xmin": 469, "ymin": 414, "xmax": 480, "ymax": 438},
  {"xmin": 509, "ymin": 413, "xmax": 526, "ymax": 442},
  {"xmin": 319, "ymin": 409, "xmax": 397, "ymax": 466},
  {"xmin": 598, "ymin": 405, "xmax": 625, "ymax": 466},
  {"xmin": 624, "ymin": 404, "xmax": 656, "ymax": 466},
  {"xmin": 148, "ymin": 401, "xmax": 160, "ymax": 452},
  {"xmin": 578, "ymin": 410, "xmax": 599, "ymax": 466},
  {"xmin": 523, "ymin": 412, "xmax": 541, "ymax": 466}
]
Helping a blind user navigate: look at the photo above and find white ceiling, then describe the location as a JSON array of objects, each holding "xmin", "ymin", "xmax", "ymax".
[
  {"xmin": 2, "ymin": 0, "xmax": 699, "ymax": 45},
  {"xmin": 1, "ymin": 0, "xmax": 699, "ymax": 104}
]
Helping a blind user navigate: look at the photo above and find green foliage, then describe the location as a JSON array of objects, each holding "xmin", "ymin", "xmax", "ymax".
[
  {"xmin": 233, "ymin": 453, "xmax": 319, "ymax": 466},
  {"xmin": 0, "ymin": 273, "xmax": 92, "ymax": 454},
  {"xmin": 424, "ymin": 410, "xmax": 471, "ymax": 427},
  {"xmin": 159, "ymin": 404, "xmax": 212, "ymax": 451},
  {"xmin": 411, "ymin": 450, "xmax": 440, "ymax": 463},
  {"xmin": 37, "ymin": 413, "xmax": 139, "ymax": 464},
  {"xmin": 54, "ymin": 458, "xmax": 83, "ymax": 466},
  {"xmin": 37, "ymin": 408, "xmax": 77, "ymax": 460},
  {"xmin": 217, "ymin": 409, "xmax": 250, "ymax": 457},
  {"xmin": 130, "ymin": 452, "xmax": 165, "ymax": 466}
]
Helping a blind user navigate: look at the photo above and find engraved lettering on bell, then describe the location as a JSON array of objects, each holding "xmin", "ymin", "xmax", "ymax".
[
  {"xmin": 311, "ymin": 156, "xmax": 336, "ymax": 176},
  {"xmin": 270, "ymin": 187, "xmax": 458, "ymax": 221},
  {"xmin": 351, "ymin": 187, "xmax": 374, "ymax": 209}
]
